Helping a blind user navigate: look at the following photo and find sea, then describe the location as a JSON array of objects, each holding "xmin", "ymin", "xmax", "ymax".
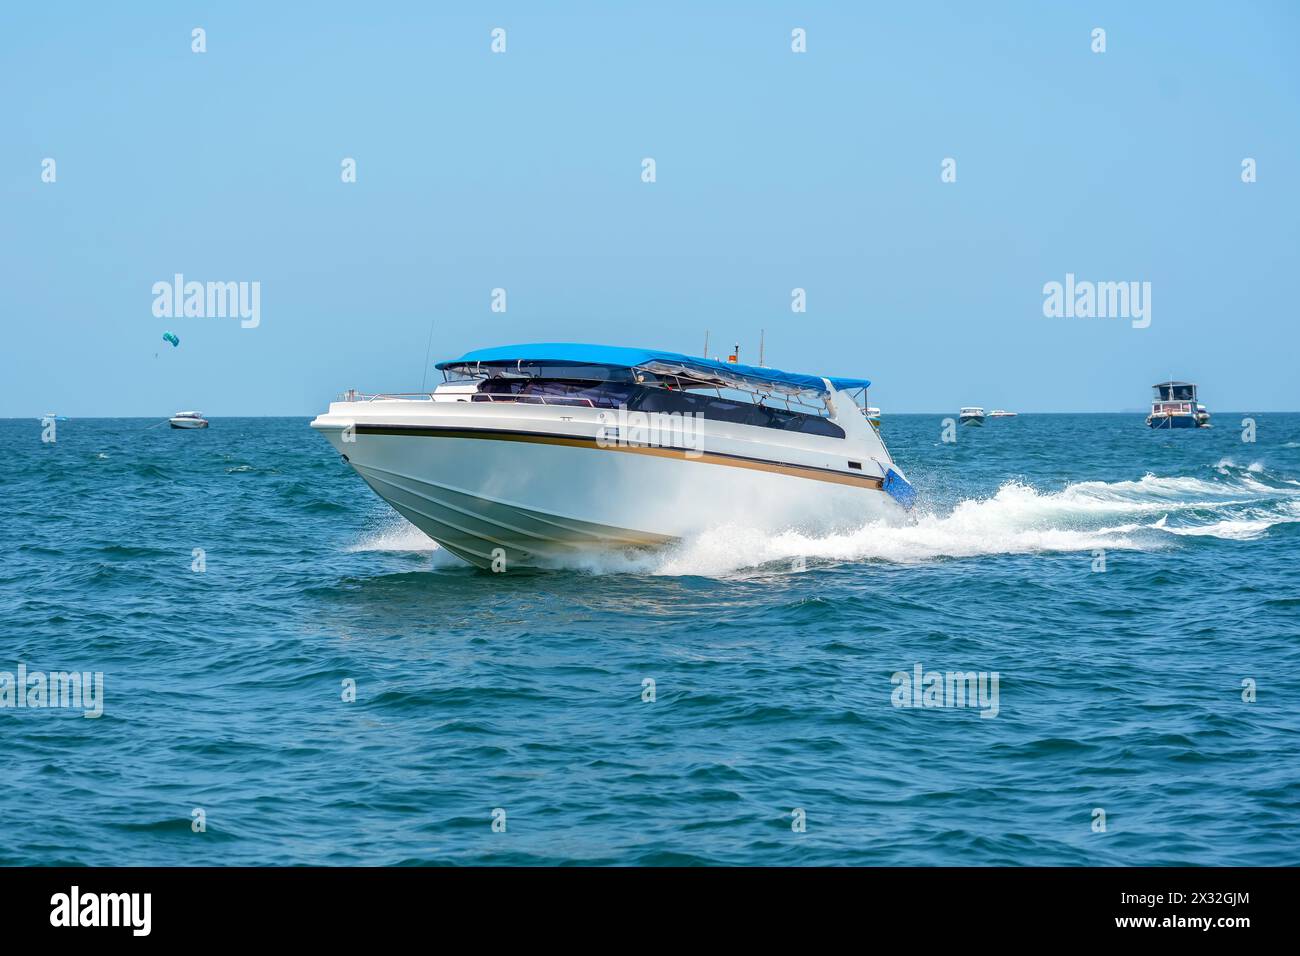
[{"xmin": 2, "ymin": 413, "xmax": 1298, "ymax": 865}]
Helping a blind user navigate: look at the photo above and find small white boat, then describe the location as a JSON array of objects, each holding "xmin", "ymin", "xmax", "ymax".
[
  {"xmin": 312, "ymin": 342, "xmax": 917, "ymax": 569},
  {"xmin": 169, "ymin": 411, "xmax": 209, "ymax": 429},
  {"xmin": 865, "ymin": 406, "xmax": 882, "ymax": 428},
  {"xmin": 958, "ymin": 406, "xmax": 986, "ymax": 426},
  {"xmin": 988, "ymin": 409, "xmax": 1017, "ymax": 418}
]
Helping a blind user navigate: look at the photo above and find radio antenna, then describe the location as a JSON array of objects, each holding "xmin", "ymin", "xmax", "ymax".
[{"xmin": 419, "ymin": 318, "xmax": 436, "ymax": 394}]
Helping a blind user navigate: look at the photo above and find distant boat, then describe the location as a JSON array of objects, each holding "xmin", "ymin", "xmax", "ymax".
[
  {"xmin": 169, "ymin": 411, "xmax": 209, "ymax": 429},
  {"xmin": 959, "ymin": 406, "xmax": 986, "ymax": 426},
  {"xmin": 40, "ymin": 412, "xmax": 68, "ymax": 422},
  {"xmin": 1146, "ymin": 382, "xmax": 1209, "ymax": 429},
  {"xmin": 865, "ymin": 406, "xmax": 882, "ymax": 428},
  {"xmin": 988, "ymin": 410, "xmax": 1017, "ymax": 418}
]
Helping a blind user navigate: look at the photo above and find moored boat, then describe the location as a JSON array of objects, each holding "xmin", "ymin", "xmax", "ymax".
[
  {"xmin": 169, "ymin": 411, "xmax": 209, "ymax": 429},
  {"xmin": 1146, "ymin": 382, "xmax": 1208, "ymax": 429}
]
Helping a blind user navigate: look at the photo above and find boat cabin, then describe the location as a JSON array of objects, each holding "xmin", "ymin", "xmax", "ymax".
[
  {"xmin": 1150, "ymin": 381, "xmax": 1198, "ymax": 416},
  {"xmin": 432, "ymin": 343, "xmax": 875, "ymax": 440},
  {"xmin": 1152, "ymin": 381, "xmax": 1197, "ymax": 402}
]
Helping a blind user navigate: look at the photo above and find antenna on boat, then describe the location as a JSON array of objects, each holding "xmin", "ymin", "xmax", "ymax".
[
  {"xmin": 419, "ymin": 318, "xmax": 437, "ymax": 394},
  {"xmin": 703, "ymin": 330, "xmax": 709, "ymax": 358},
  {"xmin": 758, "ymin": 329, "xmax": 765, "ymax": 367}
]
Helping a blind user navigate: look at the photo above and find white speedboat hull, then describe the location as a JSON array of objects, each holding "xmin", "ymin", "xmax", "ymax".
[
  {"xmin": 313, "ymin": 402, "xmax": 907, "ymax": 569},
  {"xmin": 169, "ymin": 418, "xmax": 209, "ymax": 429}
]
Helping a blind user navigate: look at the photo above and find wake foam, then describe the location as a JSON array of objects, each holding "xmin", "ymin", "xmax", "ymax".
[
  {"xmin": 646, "ymin": 484, "xmax": 1145, "ymax": 576},
  {"xmin": 635, "ymin": 468, "xmax": 1300, "ymax": 575},
  {"xmin": 347, "ymin": 516, "xmax": 463, "ymax": 566},
  {"xmin": 346, "ymin": 464, "xmax": 1300, "ymax": 576}
]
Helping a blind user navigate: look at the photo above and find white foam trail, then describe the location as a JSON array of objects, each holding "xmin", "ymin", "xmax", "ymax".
[
  {"xmin": 565, "ymin": 470, "xmax": 1300, "ymax": 576},
  {"xmin": 348, "ymin": 466, "xmax": 1300, "ymax": 577},
  {"xmin": 1043, "ymin": 474, "xmax": 1249, "ymax": 510},
  {"xmin": 1162, "ymin": 519, "xmax": 1274, "ymax": 540},
  {"xmin": 557, "ymin": 481, "xmax": 1155, "ymax": 576},
  {"xmin": 649, "ymin": 518, "xmax": 1142, "ymax": 576}
]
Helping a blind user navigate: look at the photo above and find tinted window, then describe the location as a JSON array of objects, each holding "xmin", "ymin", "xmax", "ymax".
[
  {"xmin": 469, "ymin": 379, "xmax": 844, "ymax": 437},
  {"xmin": 630, "ymin": 387, "xmax": 844, "ymax": 438},
  {"xmin": 473, "ymin": 378, "xmax": 636, "ymax": 408}
]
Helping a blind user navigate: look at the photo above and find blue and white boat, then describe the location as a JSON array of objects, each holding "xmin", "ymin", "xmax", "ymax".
[
  {"xmin": 312, "ymin": 342, "xmax": 916, "ymax": 569},
  {"xmin": 1146, "ymin": 381, "xmax": 1210, "ymax": 429}
]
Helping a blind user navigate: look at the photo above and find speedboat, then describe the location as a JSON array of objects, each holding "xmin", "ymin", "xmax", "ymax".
[
  {"xmin": 311, "ymin": 343, "xmax": 916, "ymax": 570},
  {"xmin": 169, "ymin": 411, "xmax": 209, "ymax": 429},
  {"xmin": 988, "ymin": 409, "xmax": 1017, "ymax": 418},
  {"xmin": 1146, "ymin": 382, "xmax": 1208, "ymax": 429},
  {"xmin": 958, "ymin": 406, "xmax": 986, "ymax": 426},
  {"xmin": 865, "ymin": 407, "xmax": 882, "ymax": 428}
]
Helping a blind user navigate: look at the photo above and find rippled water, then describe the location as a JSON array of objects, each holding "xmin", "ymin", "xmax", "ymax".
[{"xmin": 3, "ymin": 414, "xmax": 1298, "ymax": 865}]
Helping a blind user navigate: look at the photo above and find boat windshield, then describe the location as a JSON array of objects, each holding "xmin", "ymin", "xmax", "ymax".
[
  {"xmin": 1153, "ymin": 383, "xmax": 1196, "ymax": 402},
  {"xmin": 840, "ymin": 386, "xmax": 869, "ymax": 410},
  {"xmin": 447, "ymin": 365, "xmax": 845, "ymax": 438}
]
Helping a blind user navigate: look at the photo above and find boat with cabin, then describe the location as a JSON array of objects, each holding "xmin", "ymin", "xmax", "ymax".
[
  {"xmin": 169, "ymin": 411, "xmax": 209, "ymax": 429},
  {"xmin": 1146, "ymin": 382, "xmax": 1209, "ymax": 429},
  {"xmin": 958, "ymin": 406, "xmax": 986, "ymax": 426},
  {"xmin": 311, "ymin": 343, "xmax": 916, "ymax": 570}
]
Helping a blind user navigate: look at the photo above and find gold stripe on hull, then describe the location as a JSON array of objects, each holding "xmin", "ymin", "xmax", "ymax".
[{"xmin": 354, "ymin": 425, "xmax": 885, "ymax": 490}]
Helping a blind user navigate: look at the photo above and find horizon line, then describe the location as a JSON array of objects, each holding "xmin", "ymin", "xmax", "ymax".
[{"xmin": 7, "ymin": 410, "xmax": 1298, "ymax": 420}]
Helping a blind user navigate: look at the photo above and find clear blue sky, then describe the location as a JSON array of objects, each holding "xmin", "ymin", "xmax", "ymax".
[{"xmin": 3, "ymin": 1, "xmax": 1297, "ymax": 415}]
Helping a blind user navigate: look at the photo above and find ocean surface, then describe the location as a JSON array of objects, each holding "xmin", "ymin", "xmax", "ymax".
[{"xmin": 3, "ymin": 413, "xmax": 1298, "ymax": 866}]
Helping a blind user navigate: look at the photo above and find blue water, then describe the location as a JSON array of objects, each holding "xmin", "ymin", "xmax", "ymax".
[{"xmin": 3, "ymin": 414, "xmax": 1298, "ymax": 865}]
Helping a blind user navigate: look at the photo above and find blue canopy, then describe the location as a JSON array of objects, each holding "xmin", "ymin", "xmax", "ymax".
[{"xmin": 435, "ymin": 343, "xmax": 871, "ymax": 394}]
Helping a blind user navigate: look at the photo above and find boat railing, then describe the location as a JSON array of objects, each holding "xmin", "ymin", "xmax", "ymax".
[
  {"xmin": 471, "ymin": 394, "xmax": 598, "ymax": 408},
  {"xmin": 338, "ymin": 389, "xmax": 598, "ymax": 409},
  {"xmin": 338, "ymin": 391, "xmax": 436, "ymax": 402}
]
